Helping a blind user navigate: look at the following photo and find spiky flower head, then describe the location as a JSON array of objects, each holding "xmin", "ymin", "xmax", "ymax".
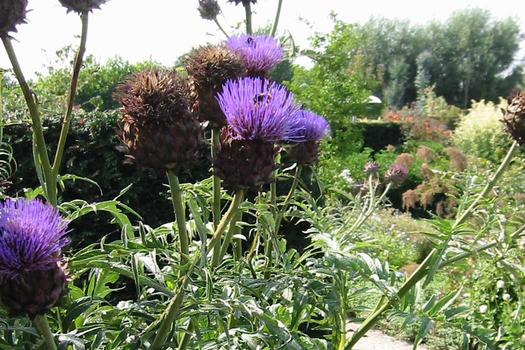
[
  {"xmin": 198, "ymin": 0, "xmax": 221, "ymax": 20},
  {"xmin": 58, "ymin": 0, "xmax": 106, "ymax": 13},
  {"xmin": 364, "ymin": 161, "xmax": 380, "ymax": 177},
  {"xmin": 217, "ymin": 77, "xmax": 300, "ymax": 142},
  {"xmin": 287, "ymin": 110, "xmax": 330, "ymax": 165},
  {"xmin": 114, "ymin": 68, "xmax": 206, "ymax": 174},
  {"xmin": 502, "ymin": 90, "xmax": 525, "ymax": 145},
  {"xmin": 0, "ymin": 198, "xmax": 69, "ymax": 318},
  {"xmin": 226, "ymin": 34, "xmax": 283, "ymax": 77},
  {"xmin": 227, "ymin": 0, "xmax": 257, "ymax": 5},
  {"xmin": 384, "ymin": 164, "xmax": 407, "ymax": 188},
  {"xmin": 0, "ymin": 0, "xmax": 28, "ymax": 37},
  {"xmin": 185, "ymin": 44, "xmax": 246, "ymax": 127},
  {"xmin": 213, "ymin": 128, "xmax": 280, "ymax": 190}
]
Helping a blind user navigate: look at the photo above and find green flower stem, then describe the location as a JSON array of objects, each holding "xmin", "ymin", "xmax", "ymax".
[
  {"xmin": 167, "ymin": 171, "xmax": 189, "ymax": 265},
  {"xmin": 349, "ymin": 181, "xmax": 391, "ymax": 235},
  {"xmin": 211, "ymin": 129, "xmax": 223, "ymax": 266},
  {"xmin": 452, "ymin": 140, "xmax": 519, "ymax": 230},
  {"xmin": 217, "ymin": 207, "xmax": 242, "ymax": 264},
  {"xmin": 345, "ymin": 140, "xmax": 520, "ymax": 350},
  {"xmin": 265, "ymin": 165, "xmax": 302, "ymax": 279},
  {"xmin": 1, "ymin": 36, "xmax": 55, "ymax": 205},
  {"xmin": 244, "ymin": 1, "xmax": 253, "ymax": 35},
  {"xmin": 213, "ymin": 17, "xmax": 229, "ymax": 39},
  {"xmin": 152, "ymin": 191, "xmax": 244, "ymax": 349},
  {"xmin": 33, "ymin": 315, "xmax": 57, "ymax": 350},
  {"xmin": 177, "ymin": 320, "xmax": 194, "ymax": 350},
  {"xmin": 52, "ymin": 11, "xmax": 89, "ymax": 180},
  {"xmin": 233, "ymin": 211, "xmax": 244, "ymax": 260},
  {"xmin": 208, "ymin": 190, "xmax": 244, "ymax": 258},
  {"xmin": 151, "ymin": 284, "xmax": 186, "ymax": 349},
  {"xmin": 270, "ymin": 0, "xmax": 284, "ymax": 37},
  {"xmin": 440, "ymin": 223, "xmax": 525, "ymax": 269}
]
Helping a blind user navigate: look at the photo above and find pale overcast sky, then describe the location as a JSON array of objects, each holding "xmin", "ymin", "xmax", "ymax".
[{"xmin": 1, "ymin": 0, "xmax": 524, "ymax": 78}]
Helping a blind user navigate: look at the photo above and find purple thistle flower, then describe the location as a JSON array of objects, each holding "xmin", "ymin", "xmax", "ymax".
[
  {"xmin": 0, "ymin": 198, "xmax": 69, "ymax": 282},
  {"xmin": 226, "ymin": 34, "xmax": 283, "ymax": 77},
  {"xmin": 384, "ymin": 164, "xmax": 408, "ymax": 188},
  {"xmin": 289, "ymin": 110, "xmax": 330, "ymax": 143},
  {"xmin": 217, "ymin": 77, "xmax": 300, "ymax": 142}
]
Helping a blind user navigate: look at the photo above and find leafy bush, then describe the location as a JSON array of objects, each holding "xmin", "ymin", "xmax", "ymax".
[{"xmin": 453, "ymin": 99, "xmax": 515, "ymax": 163}]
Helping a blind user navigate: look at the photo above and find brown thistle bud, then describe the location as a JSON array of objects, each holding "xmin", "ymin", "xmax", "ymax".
[
  {"xmin": 114, "ymin": 69, "xmax": 206, "ymax": 175},
  {"xmin": 185, "ymin": 44, "xmax": 246, "ymax": 128},
  {"xmin": 0, "ymin": 0, "xmax": 28, "ymax": 37},
  {"xmin": 58, "ymin": 0, "xmax": 106, "ymax": 13},
  {"xmin": 0, "ymin": 261, "xmax": 69, "ymax": 319},
  {"xmin": 198, "ymin": 0, "xmax": 221, "ymax": 20},
  {"xmin": 502, "ymin": 90, "xmax": 525, "ymax": 145},
  {"xmin": 212, "ymin": 128, "xmax": 280, "ymax": 190}
]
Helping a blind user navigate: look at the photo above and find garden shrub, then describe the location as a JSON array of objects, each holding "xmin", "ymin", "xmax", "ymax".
[{"xmin": 453, "ymin": 99, "xmax": 515, "ymax": 164}]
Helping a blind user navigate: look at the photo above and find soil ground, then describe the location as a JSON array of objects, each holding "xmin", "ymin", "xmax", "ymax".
[{"xmin": 348, "ymin": 323, "xmax": 429, "ymax": 350}]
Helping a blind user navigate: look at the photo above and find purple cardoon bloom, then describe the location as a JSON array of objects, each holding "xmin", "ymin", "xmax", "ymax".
[
  {"xmin": 217, "ymin": 77, "xmax": 300, "ymax": 142},
  {"xmin": 289, "ymin": 110, "xmax": 330, "ymax": 143},
  {"xmin": 226, "ymin": 34, "xmax": 283, "ymax": 77},
  {"xmin": 0, "ymin": 198, "xmax": 69, "ymax": 282},
  {"xmin": 364, "ymin": 161, "xmax": 380, "ymax": 177},
  {"xmin": 384, "ymin": 164, "xmax": 408, "ymax": 188}
]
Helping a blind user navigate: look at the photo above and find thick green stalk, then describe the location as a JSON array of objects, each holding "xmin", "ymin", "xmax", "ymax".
[
  {"xmin": 177, "ymin": 320, "xmax": 194, "ymax": 350},
  {"xmin": 52, "ymin": 11, "xmax": 89, "ymax": 179},
  {"xmin": 151, "ymin": 285, "xmax": 186, "ymax": 349},
  {"xmin": 167, "ymin": 171, "xmax": 189, "ymax": 264},
  {"xmin": 1, "ymin": 36, "xmax": 55, "ymax": 205},
  {"xmin": 207, "ymin": 190, "xmax": 244, "ymax": 256},
  {"xmin": 270, "ymin": 0, "xmax": 284, "ymax": 37},
  {"xmin": 217, "ymin": 207, "xmax": 241, "ymax": 264},
  {"xmin": 151, "ymin": 191, "xmax": 244, "ymax": 349},
  {"xmin": 243, "ymin": 1, "xmax": 253, "ymax": 35},
  {"xmin": 211, "ymin": 129, "xmax": 223, "ymax": 265},
  {"xmin": 33, "ymin": 315, "xmax": 57, "ymax": 350},
  {"xmin": 345, "ymin": 141, "xmax": 520, "ymax": 349},
  {"xmin": 233, "ymin": 211, "xmax": 244, "ymax": 260},
  {"xmin": 440, "ymin": 223, "xmax": 525, "ymax": 269}
]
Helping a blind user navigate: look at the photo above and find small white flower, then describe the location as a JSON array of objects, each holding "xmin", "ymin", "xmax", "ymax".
[
  {"xmin": 479, "ymin": 305, "xmax": 488, "ymax": 314},
  {"xmin": 497, "ymin": 280, "xmax": 505, "ymax": 289},
  {"xmin": 503, "ymin": 293, "xmax": 511, "ymax": 301}
]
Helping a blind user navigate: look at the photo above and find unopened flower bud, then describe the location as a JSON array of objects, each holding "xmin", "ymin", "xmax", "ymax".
[
  {"xmin": 0, "ymin": 0, "xmax": 28, "ymax": 37},
  {"xmin": 384, "ymin": 164, "xmax": 407, "ymax": 188},
  {"xmin": 502, "ymin": 90, "xmax": 525, "ymax": 145},
  {"xmin": 58, "ymin": 0, "xmax": 106, "ymax": 13}
]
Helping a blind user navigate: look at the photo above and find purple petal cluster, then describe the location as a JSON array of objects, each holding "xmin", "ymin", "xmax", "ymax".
[
  {"xmin": 0, "ymin": 198, "xmax": 69, "ymax": 281},
  {"xmin": 226, "ymin": 34, "xmax": 283, "ymax": 76},
  {"xmin": 289, "ymin": 110, "xmax": 330, "ymax": 143},
  {"xmin": 384, "ymin": 164, "xmax": 408, "ymax": 187},
  {"xmin": 217, "ymin": 77, "xmax": 300, "ymax": 142}
]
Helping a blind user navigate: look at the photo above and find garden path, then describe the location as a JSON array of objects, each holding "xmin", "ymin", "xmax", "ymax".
[{"xmin": 348, "ymin": 323, "xmax": 428, "ymax": 350}]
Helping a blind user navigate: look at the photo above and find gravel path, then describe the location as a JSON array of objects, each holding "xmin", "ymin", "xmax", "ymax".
[{"xmin": 347, "ymin": 323, "xmax": 428, "ymax": 350}]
